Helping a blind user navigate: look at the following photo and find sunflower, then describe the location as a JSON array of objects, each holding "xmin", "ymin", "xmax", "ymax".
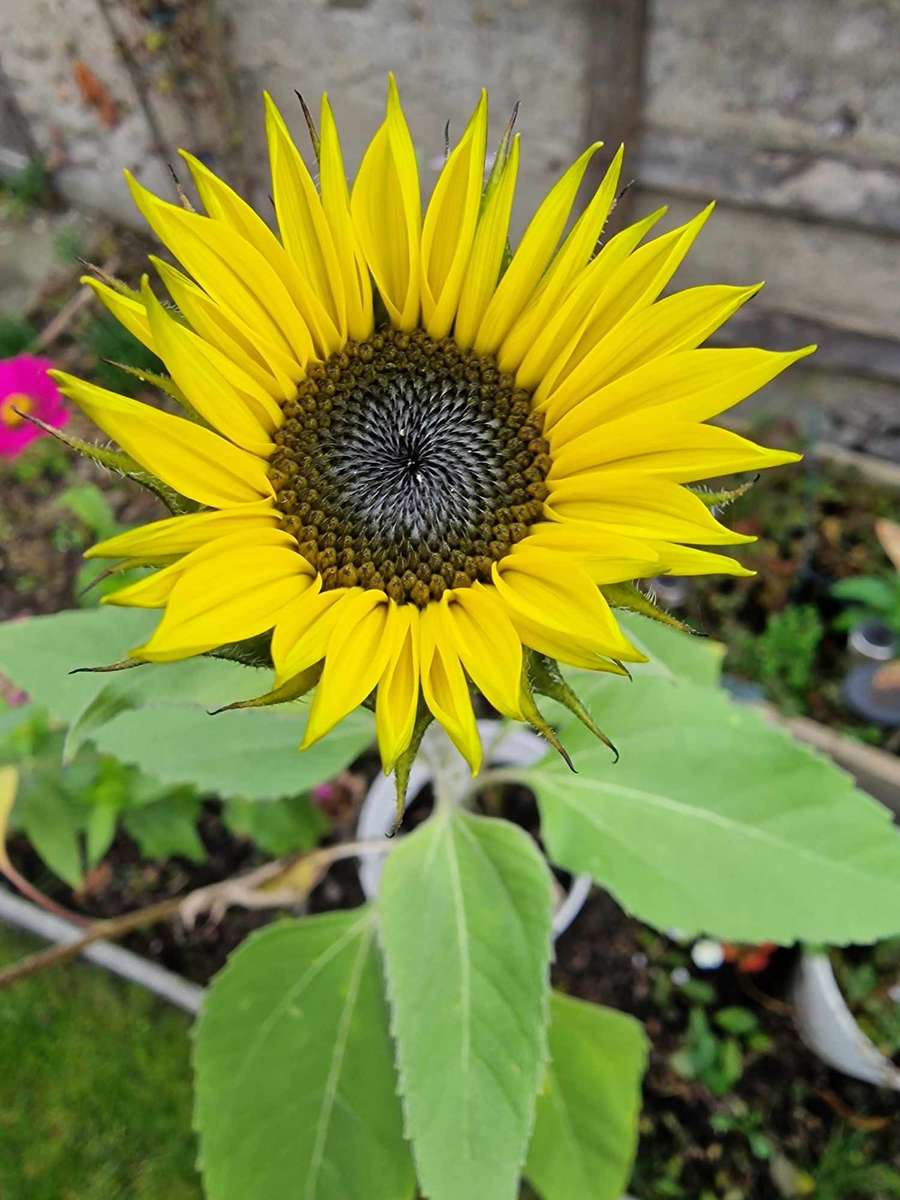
[{"xmin": 51, "ymin": 76, "xmax": 811, "ymax": 780}]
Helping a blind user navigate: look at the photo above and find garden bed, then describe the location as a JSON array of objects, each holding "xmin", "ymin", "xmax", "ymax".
[{"xmin": 6, "ymin": 789, "xmax": 900, "ymax": 1200}]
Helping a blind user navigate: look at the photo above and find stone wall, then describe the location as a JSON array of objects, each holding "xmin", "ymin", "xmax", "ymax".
[{"xmin": 1, "ymin": 0, "xmax": 899, "ymax": 450}]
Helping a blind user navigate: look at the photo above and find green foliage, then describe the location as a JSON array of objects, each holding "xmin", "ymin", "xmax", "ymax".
[
  {"xmin": 709, "ymin": 1102, "xmax": 773, "ymax": 1161},
  {"xmin": 223, "ymin": 794, "xmax": 327, "ymax": 856},
  {"xmin": 0, "ymin": 159, "xmax": 51, "ymax": 215},
  {"xmin": 0, "ymin": 313, "xmax": 37, "ymax": 357},
  {"xmin": 53, "ymin": 481, "xmax": 148, "ymax": 605},
  {"xmin": 669, "ymin": 1006, "xmax": 765, "ymax": 1097},
  {"xmin": 833, "ymin": 938, "xmax": 900, "ymax": 1061},
  {"xmin": 525, "ymin": 992, "xmax": 647, "ymax": 1200},
  {"xmin": 811, "ymin": 1129, "xmax": 900, "ymax": 1199},
  {"xmin": 194, "ymin": 910, "xmax": 415, "ymax": 1200},
  {"xmin": 0, "ymin": 926, "xmax": 200, "ymax": 1199},
  {"xmin": 378, "ymin": 808, "xmax": 553, "ymax": 1200},
  {"xmin": 0, "ymin": 608, "xmax": 374, "ymax": 800},
  {"xmin": 529, "ymin": 674, "xmax": 900, "ymax": 943},
  {"xmin": 832, "ymin": 573, "xmax": 900, "ymax": 637},
  {"xmin": 84, "ymin": 312, "xmax": 164, "ymax": 395},
  {"xmin": 730, "ymin": 604, "xmax": 824, "ymax": 712}
]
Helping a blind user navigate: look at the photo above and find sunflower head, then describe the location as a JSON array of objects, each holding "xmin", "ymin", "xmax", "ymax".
[{"xmin": 51, "ymin": 75, "xmax": 812, "ymax": 796}]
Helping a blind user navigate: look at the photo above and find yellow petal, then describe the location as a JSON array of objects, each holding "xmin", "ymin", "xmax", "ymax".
[
  {"xmin": 133, "ymin": 544, "xmax": 315, "ymax": 662},
  {"xmin": 263, "ymin": 93, "xmax": 345, "ymax": 352},
  {"xmin": 513, "ymin": 206, "xmax": 667, "ymax": 390},
  {"xmin": 142, "ymin": 279, "xmax": 277, "ymax": 453},
  {"xmin": 379, "ymin": 604, "xmax": 424, "ymax": 772},
  {"xmin": 151, "ymin": 256, "xmax": 297, "ymax": 401},
  {"xmin": 492, "ymin": 550, "xmax": 644, "ymax": 663},
  {"xmin": 554, "ymin": 204, "xmax": 714, "ymax": 375},
  {"xmin": 419, "ymin": 603, "xmax": 482, "ymax": 772},
  {"xmin": 86, "ymin": 502, "xmax": 278, "ymax": 561},
  {"xmin": 51, "ymin": 371, "xmax": 272, "ymax": 509},
  {"xmin": 545, "ymin": 470, "xmax": 755, "ymax": 546},
  {"xmin": 473, "ymin": 142, "xmax": 601, "ymax": 355},
  {"xmin": 376, "ymin": 604, "xmax": 421, "ymax": 772},
  {"xmin": 498, "ymin": 145, "xmax": 621, "ymax": 373},
  {"xmin": 441, "ymin": 583, "xmax": 524, "ymax": 719},
  {"xmin": 549, "ymin": 345, "xmax": 817, "ymax": 445},
  {"xmin": 126, "ymin": 171, "xmax": 313, "ymax": 367},
  {"xmin": 454, "ymin": 133, "xmax": 520, "ymax": 349},
  {"xmin": 512, "ymin": 522, "xmax": 660, "ymax": 584},
  {"xmin": 652, "ymin": 541, "xmax": 754, "ymax": 578},
  {"xmin": 351, "ymin": 75, "xmax": 421, "ymax": 331},
  {"xmin": 272, "ymin": 585, "xmax": 351, "ymax": 685},
  {"xmin": 539, "ymin": 283, "xmax": 763, "ymax": 422},
  {"xmin": 82, "ymin": 277, "xmax": 155, "ymax": 353},
  {"xmin": 103, "ymin": 527, "xmax": 295, "ymax": 608},
  {"xmin": 302, "ymin": 592, "xmax": 396, "ymax": 748},
  {"xmin": 320, "ymin": 94, "xmax": 374, "ymax": 341},
  {"xmin": 420, "ymin": 91, "xmax": 487, "ymax": 339},
  {"xmin": 549, "ymin": 416, "xmax": 801, "ymax": 484}
]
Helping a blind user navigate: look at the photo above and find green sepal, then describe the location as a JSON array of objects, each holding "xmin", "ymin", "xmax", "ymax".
[
  {"xmin": 68, "ymin": 658, "xmax": 148, "ymax": 676},
  {"xmin": 690, "ymin": 476, "xmax": 758, "ymax": 511},
  {"xmin": 519, "ymin": 658, "xmax": 575, "ymax": 772},
  {"xmin": 528, "ymin": 651, "xmax": 619, "ymax": 763},
  {"xmin": 603, "ymin": 581, "xmax": 694, "ymax": 634},
  {"xmin": 208, "ymin": 666, "xmax": 320, "ymax": 716},
  {"xmin": 80, "ymin": 260, "xmax": 143, "ymax": 303},
  {"xmin": 103, "ymin": 360, "xmax": 187, "ymax": 405},
  {"xmin": 207, "ymin": 634, "xmax": 274, "ymax": 670},
  {"xmin": 16, "ymin": 409, "xmax": 196, "ymax": 516},
  {"xmin": 391, "ymin": 704, "xmax": 434, "ymax": 833},
  {"xmin": 294, "ymin": 90, "xmax": 321, "ymax": 164},
  {"xmin": 481, "ymin": 100, "xmax": 518, "ymax": 208}
]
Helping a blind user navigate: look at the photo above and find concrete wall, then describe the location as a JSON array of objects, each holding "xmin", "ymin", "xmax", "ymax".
[{"xmin": 1, "ymin": 0, "xmax": 899, "ymax": 450}]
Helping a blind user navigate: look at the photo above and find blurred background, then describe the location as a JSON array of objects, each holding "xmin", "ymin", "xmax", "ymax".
[{"xmin": 1, "ymin": 3, "xmax": 899, "ymax": 1198}]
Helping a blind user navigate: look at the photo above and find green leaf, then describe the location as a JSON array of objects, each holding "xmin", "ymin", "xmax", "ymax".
[
  {"xmin": 529, "ymin": 676, "xmax": 900, "ymax": 944},
  {"xmin": 12, "ymin": 773, "xmax": 84, "ymax": 886},
  {"xmin": 122, "ymin": 794, "xmax": 205, "ymax": 862},
  {"xmin": 378, "ymin": 809, "xmax": 553, "ymax": 1200},
  {"xmin": 0, "ymin": 610, "xmax": 373, "ymax": 800},
  {"xmin": 525, "ymin": 991, "xmax": 647, "ymax": 1200},
  {"xmin": 714, "ymin": 1006, "xmax": 759, "ymax": 1036},
  {"xmin": 618, "ymin": 612, "xmax": 723, "ymax": 686},
  {"xmin": 223, "ymin": 795, "xmax": 327, "ymax": 856},
  {"xmin": 831, "ymin": 576, "xmax": 898, "ymax": 612},
  {"xmin": 85, "ymin": 802, "xmax": 118, "ymax": 866},
  {"xmin": 194, "ymin": 909, "xmax": 414, "ymax": 1200}
]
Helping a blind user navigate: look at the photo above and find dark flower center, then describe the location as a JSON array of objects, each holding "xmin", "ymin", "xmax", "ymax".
[{"xmin": 268, "ymin": 328, "xmax": 551, "ymax": 606}]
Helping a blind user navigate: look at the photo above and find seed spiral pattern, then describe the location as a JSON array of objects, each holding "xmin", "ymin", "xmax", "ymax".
[{"xmin": 268, "ymin": 328, "xmax": 552, "ymax": 606}]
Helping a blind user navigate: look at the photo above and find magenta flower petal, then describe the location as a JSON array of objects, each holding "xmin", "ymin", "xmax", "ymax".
[{"xmin": 0, "ymin": 354, "xmax": 69, "ymax": 459}]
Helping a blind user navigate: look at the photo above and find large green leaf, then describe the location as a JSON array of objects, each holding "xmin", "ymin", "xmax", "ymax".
[
  {"xmin": 526, "ymin": 991, "xmax": 647, "ymax": 1200},
  {"xmin": 194, "ymin": 909, "xmax": 414, "ymax": 1200},
  {"xmin": 378, "ymin": 809, "xmax": 553, "ymax": 1200},
  {"xmin": 617, "ymin": 612, "xmax": 723, "ymax": 686},
  {"xmin": 0, "ymin": 610, "xmax": 373, "ymax": 800},
  {"xmin": 530, "ymin": 675, "xmax": 900, "ymax": 944}
]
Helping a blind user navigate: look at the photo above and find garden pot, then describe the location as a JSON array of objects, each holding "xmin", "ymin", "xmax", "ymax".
[
  {"xmin": 842, "ymin": 663, "xmax": 900, "ymax": 726},
  {"xmin": 356, "ymin": 720, "xmax": 593, "ymax": 939},
  {"xmin": 847, "ymin": 619, "xmax": 896, "ymax": 664},
  {"xmin": 790, "ymin": 949, "xmax": 900, "ymax": 1091}
]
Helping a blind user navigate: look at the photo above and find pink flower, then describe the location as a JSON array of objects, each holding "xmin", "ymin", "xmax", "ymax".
[{"xmin": 0, "ymin": 354, "xmax": 69, "ymax": 459}]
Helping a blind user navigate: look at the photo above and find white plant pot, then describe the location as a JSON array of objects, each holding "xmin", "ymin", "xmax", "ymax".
[
  {"xmin": 791, "ymin": 950, "xmax": 900, "ymax": 1090},
  {"xmin": 356, "ymin": 719, "xmax": 592, "ymax": 939}
]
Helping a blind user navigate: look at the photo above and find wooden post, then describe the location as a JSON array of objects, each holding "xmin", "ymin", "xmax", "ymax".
[{"xmin": 582, "ymin": 0, "xmax": 648, "ymax": 231}]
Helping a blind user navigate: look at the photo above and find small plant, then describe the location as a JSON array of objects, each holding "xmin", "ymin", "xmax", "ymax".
[
  {"xmin": 670, "ymin": 1003, "xmax": 771, "ymax": 1096},
  {"xmin": 0, "ymin": 159, "xmax": 51, "ymax": 218},
  {"xmin": 0, "ymin": 315, "xmax": 37, "ymax": 358},
  {"xmin": 811, "ymin": 1129, "xmax": 900, "ymax": 1199},
  {"xmin": 754, "ymin": 604, "xmax": 823, "ymax": 711}
]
